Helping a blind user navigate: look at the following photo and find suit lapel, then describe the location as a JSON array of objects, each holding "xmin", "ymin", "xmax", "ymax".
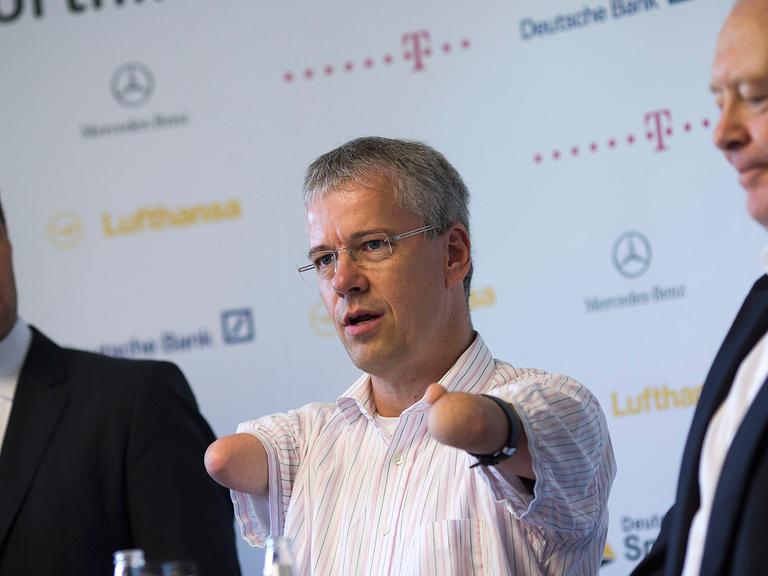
[
  {"xmin": 667, "ymin": 276, "xmax": 768, "ymax": 575},
  {"xmin": 699, "ymin": 378, "xmax": 768, "ymax": 576},
  {"xmin": 0, "ymin": 328, "xmax": 68, "ymax": 548}
]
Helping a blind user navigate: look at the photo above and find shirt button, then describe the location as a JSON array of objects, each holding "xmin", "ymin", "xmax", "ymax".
[
  {"xmin": 379, "ymin": 526, "xmax": 390, "ymax": 536},
  {"xmin": 393, "ymin": 454, "xmax": 404, "ymax": 466}
]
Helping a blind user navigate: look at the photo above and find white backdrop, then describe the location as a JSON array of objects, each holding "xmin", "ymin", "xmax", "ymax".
[{"xmin": 2, "ymin": 0, "xmax": 764, "ymax": 574}]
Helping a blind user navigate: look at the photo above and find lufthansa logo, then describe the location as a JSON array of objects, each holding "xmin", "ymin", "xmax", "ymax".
[
  {"xmin": 309, "ymin": 301, "xmax": 336, "ymax": 339},
  {"xmin": 47, "ymin": 212, "xmax": 84, "ymax": 249},
  {"xmin": 111, "ymin": 63, "xmax": 154, "ymax": 108},
  {"xmin": 612, "ymin": 231, "xmax": 652, "ymax": 278}
]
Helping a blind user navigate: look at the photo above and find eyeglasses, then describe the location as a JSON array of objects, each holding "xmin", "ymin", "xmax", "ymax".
[{"xmin": 298, "ymin": 224, "xmax": 437, "ymax": 281}]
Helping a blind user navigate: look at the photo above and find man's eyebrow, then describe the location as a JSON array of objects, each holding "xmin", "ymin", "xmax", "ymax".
[
  {"xmin": 307, "ymin": 245, "xmax": 333, "ymax": 258},
  {"xmin": 306, "ymin": 229, "xmax": 389, "ymax": 257},
  {"xmin": 348, "ymin": 228, "xmax": 388, "ymax": 240}
]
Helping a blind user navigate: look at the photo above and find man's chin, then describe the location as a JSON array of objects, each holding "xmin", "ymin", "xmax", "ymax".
[
  {"xmin": 344, "ymin": 345, "xmax": 391, "ymax": 375},
  {"xmin": 746, "ymin": 192, "xmax": 768, "ymax": 230}
]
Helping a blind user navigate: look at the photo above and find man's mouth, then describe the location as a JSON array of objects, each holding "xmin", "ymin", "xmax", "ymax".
[
  {"xmin": 344, "ymin": 311, "xmax": 382, "ymax": 326},
  {"xmin": 349, "ymin": 314, "xmax": 377, "ymax": 325}
]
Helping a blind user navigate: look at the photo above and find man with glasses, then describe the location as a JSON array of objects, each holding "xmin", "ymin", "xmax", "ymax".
[{"xmin": 206, "ymin": 137, "xmax": 615, "ymax": 574}]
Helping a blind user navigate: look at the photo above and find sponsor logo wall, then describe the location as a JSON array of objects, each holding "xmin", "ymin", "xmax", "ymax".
[{"xmin": 1, "ymin": 0, "xmax": 757, "ymax": 574}]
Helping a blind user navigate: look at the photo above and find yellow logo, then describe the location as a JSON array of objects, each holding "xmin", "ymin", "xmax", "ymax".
[
  {"xmin": 102, "ymin": 199, "xmax": 241, "ymax": 237},
  {"xmin": 469, "ymin": 286, "xmax": 496, "ymax": 310},
  {"xmin": 601, "ymin": 542, "xmax": 616, "ymax": 566},
  {"xmin": 309, "ymin": 301, "xmax": 336, "ymax": 338},
  {"xmin": 612, "ymin": 384, "xmax": 702, "ymax": 417},
  {"xmin": 47, "ymin": 212, "xmax": 85, "ymax": 249}
]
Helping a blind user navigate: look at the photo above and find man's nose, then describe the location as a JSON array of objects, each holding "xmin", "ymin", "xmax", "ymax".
[
  {"xmin": 331, "ymin": 249, "xmax": 368, "ymax": 296},
  {"xmin": 714, "ymin": 98, "xmax": 750, "ymax": 152}
]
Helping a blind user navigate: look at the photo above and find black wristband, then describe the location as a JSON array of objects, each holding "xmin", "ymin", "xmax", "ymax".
[{"xmin": 468, "ymin": 394, "xmax": 520, "ymax": 468}]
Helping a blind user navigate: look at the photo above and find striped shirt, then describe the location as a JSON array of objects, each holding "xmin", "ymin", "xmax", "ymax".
[{"xmin": 233, "ymin": 335, "xmax": 615, "ymax": 575}]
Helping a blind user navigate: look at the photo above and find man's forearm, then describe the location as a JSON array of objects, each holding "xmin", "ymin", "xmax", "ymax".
[{"xmin": 425, "ymin": 385, "xmax": 535, "ymax": 480}]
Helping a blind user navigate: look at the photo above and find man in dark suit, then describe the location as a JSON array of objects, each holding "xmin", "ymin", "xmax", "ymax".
[
  {"xmin": 633, "ymin": 1, "xmax": 768, "ymax": 574},
  {"xmin": 0, "ymin": 201, "xmax": 241, "ymax": 576}
]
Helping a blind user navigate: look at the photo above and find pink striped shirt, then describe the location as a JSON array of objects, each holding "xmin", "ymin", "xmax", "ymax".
[{"xmin": 233, "ymin": 335, "xmax": 615, "ymax": 575}]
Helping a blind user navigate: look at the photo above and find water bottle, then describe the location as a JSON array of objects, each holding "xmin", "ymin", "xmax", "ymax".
[
  {"xmin": 113, "ymin": 549, "xmax": 145, "ymax": 576},
  {"xmin": 263, "ymin": 536, "xmax": 296, "ymax": 576}
]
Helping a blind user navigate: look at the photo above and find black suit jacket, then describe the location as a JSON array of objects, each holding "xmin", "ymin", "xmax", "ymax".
[
  {"xmin": 0, "ymin": 328, "xmax": 241, "ymax": 576},
  {"xmin": 633, "ymin": 275, "xmax": 768, "ymax": 575}
]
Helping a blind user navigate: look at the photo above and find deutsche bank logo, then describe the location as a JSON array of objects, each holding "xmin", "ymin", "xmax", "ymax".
[
  {"xmin": 221, "ymin": 308, "xmax": 256, "ymax": 344},
  {"xmin": 111, "ymin": 63, "xmax": 154, "ymax": 108},
  {"xmin": 612, "ymin": 231, "xmax": 652, "ymax": 278}
]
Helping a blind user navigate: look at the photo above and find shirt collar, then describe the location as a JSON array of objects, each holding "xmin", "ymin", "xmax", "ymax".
[
  {"xmin": 0, "ymin": 318, "xmax": 32, "ymax": 401},
  {"xmin": 761, "ymin": 246, "xmax": 768, "ymax": 275},
  {"xmin": 336, "ymin": 333, "xmax": 495, "ymax": 424}
]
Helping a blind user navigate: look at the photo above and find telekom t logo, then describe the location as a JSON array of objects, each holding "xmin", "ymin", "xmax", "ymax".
[
  {"xmin": 644, "ymin": 109, "xmax": 673, "ymax": 152},
  {"xmin": 533, "ymin": 108, "xmax": 712, "ymax": 164},
  {"xmin": 282, "ymin": 30, "xmax": 471, "ymax": 83},
  {"xmin": 402, "ymin": 30, "xmax": 431, "ymax": 72}
]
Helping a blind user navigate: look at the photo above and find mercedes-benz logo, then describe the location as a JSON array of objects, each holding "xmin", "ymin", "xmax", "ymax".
[
  {"xmin": 612, "ymin": 231, "xmax": 652, "ymax": 278},
  {"xmin": 111, "ymin": 63, "xmax": 154, "ymax": 108}
]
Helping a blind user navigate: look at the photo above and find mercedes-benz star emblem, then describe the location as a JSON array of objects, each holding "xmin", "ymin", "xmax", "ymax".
[
  {"xmin": 111, "ymin": 63, "xmax": 154, "ymax": 108},
  {"xmin": 612, "ymin": 231, "xmax": 652, "ymax": 278}
]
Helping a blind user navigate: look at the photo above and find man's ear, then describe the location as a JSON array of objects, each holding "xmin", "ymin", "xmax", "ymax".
[{"xmin": 445, "ymin": 224, "xmax": 471, "ymax": 289}]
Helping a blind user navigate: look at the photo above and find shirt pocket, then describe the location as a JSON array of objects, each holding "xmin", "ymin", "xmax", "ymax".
[{"xmin": 411, "ymin": 518, "xmax": 487, "ymax": 576}]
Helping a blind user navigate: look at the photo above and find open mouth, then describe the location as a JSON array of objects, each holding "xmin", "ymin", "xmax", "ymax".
[{"xmin": 344, "ymin": 311, "xmax": 382, "ymax": 326}]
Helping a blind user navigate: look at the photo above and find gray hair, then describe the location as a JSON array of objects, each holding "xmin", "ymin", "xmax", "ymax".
[{"xmin": 303, "ymin": 137, "xmax": 473, "ymax": 298}]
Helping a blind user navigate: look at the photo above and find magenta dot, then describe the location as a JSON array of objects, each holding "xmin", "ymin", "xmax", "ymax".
[
  {"xmin": 364, "ymin": 58, "xmax": 374, "ymax": 68},
  {"xmin": 571, "ymin": 146, "xmax": 579, "ymax": 156},
  {"xmin": 627, "ymin": 134, "xmax": 635, "ymax": 144},
  {"xmin": 404, "ymin": 52, "xmax": 412, "ymax": 60},
  {"xmin": 461, "ymin": 39, "xmax": 471, "ymax": 49},
  {"xmin": 534, "ymin": 154, "xmax": 542, "ymax": 164},
  {"xmin": 590, "ymin": 143, "xmax": 598, "ymax": 152},
  {"xmin": 552, "ymin": 150, "xmax": 561, "ymax": 160},
  {"xmin": 608, "ymin": 139, "xmax": 616, "ymax": 148},
  {"xmin": 442, "ymin": 43, "xmax": 452, "ymax": 53},
  {"xmin": 384, "ymin": 54, "xmax": 393, "ymax": 64},
  {"xmin": 344, "ymin": 61, "xmax": 354, "ymax": 72},
  {"xmin": 283, "ymin": 72, "xmax": 294, "ymax": 83},
  {"xmin": 666, "ymin": 128, "xmax": 673, "ymax": 136},
  {"xmin": 646, "ymin": 131, "xmax": 654, "ymax": 140},
  {"xmin": 304, "ymin": 68, "xmax": 314, "ymax": 79},
  {"xmin": 324, "ymin": 65, "xmax": 334, "ymax": 76},
  {"xmin": 683, "ymin": 122, "xmax": 692, "ymax": 132},
  {"xmin": 703, "ymin": 118, "xmax": 711, "ymax": 128}
]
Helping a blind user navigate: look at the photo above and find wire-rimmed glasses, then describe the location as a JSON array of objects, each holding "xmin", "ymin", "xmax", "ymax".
[{"xmin": 298, "ymin": 224, "xmax": 436, "ymax": 281}]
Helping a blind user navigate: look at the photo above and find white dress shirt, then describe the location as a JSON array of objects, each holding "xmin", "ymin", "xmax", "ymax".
[
  {"xmin": 233, "ymin": 334, "xmax": 616, "ymax": 575},
  {"xmin": 0, "ymin": 318, "xmax": 33, "ymax": 453},
  {"xmin": 681, "ymin": 251, "xmax": 768, "ymax": 576}
]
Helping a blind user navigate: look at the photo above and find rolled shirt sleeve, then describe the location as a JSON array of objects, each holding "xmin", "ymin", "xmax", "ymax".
[
  {"xmin": 476, "ymin": 367, "xmax": 616, "ymax": 539},
  {"xmin": 231, "ymin": 404, "xmax": 326, "ymax": 547}
]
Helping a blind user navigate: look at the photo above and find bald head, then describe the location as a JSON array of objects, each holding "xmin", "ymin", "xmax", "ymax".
[{"xmin": 711, "ymin": 0, "xmax": 768, "ymax": 228}]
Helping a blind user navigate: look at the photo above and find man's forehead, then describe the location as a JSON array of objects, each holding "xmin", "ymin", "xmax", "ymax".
[
  {"xmin": 304, "ymin": 183, "xmax": 419, "ymax": 242},
  {"xmin": 712, "ymin": 6, "xmax": 768, "ymax": 84},
  {"xmin": 307, "ymin": 180, "xmax": 396, "ymax": 214}
]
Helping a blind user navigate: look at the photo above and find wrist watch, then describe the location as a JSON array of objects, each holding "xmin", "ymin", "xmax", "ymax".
[{"xmin": 468, "ymin": 394, "xmax": 520, "ymax": 468}]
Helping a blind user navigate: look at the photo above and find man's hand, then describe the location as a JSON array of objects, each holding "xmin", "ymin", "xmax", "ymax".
[{"xmin": 425, "ymin": 383, "xmax": 534, "ymax": 480}]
